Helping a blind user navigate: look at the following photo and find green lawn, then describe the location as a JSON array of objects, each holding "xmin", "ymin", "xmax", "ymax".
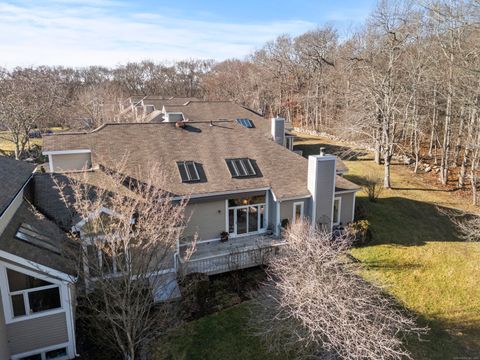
[
  {"xmin": 151, "ymin": 303, "xmax": 289, "ymax": 360},
  {"xmin": 154, "ymin": 134, "xmax": 480, "ymax": 359}
]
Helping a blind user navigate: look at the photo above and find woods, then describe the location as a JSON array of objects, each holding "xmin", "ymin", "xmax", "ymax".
[{"xmin": 1, "ymin": 0, "xmax": 479, "ymax": 199}]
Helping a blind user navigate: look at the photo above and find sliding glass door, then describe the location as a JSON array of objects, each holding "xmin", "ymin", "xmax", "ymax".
[{"xmin": 228, "ymin": 196, "xmax": 266, "ymax": 237}]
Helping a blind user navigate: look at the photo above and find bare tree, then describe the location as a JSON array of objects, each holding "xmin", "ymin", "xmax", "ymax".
[
  {"xmin": 0, "ymin": 67, "xmax": 65, "ymax": 159},
  {"xmin": 55, "ymin": 163, "xmax": 195, "ymax": 360},
  {"xmin": 252, "ymin": 223, "xmax": 426, "ymax": 359}
]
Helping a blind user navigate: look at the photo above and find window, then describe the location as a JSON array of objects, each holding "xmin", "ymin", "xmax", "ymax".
[
  {"xmin": 293, "ymin": 202, "xmax": 304, "ymax": 224},
  {"xmin": 177, "ymin": 161, "xmax": 201, "ymax": 182},
  {"xmin": 15, "ymin": 223, "xmax": 60, "ymax": 255},
  {"xmin": 166, "ymin": 112, "xmax": 184, "ymax": 122},
  {"xmin": 18, "ymin": 346, "xmax": 68, "ymax": 360},
  {"xmin": 236, "ymin": 118, "xmax": 255, "ymax": 128},
  {"xmin": 226, "ymin": 158, "xmax": 259, "ymax": 178},
  {"xmin": 286, "ymin": 136, "xmax": 294, "ymax": 151},
  {"xmin": 6, "ymin": 269, "xmax": 61, "ymax": 318},
  {"xmin": 333, "ymin": 197, "xmax": 342, "ymax": 226}
]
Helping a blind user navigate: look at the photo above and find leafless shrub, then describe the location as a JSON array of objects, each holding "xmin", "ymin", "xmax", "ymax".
[
  {"xmin": 364, "ymin": 171, "xmax": 384, "ymax": 202},
  {"xmin": 55, "ymin": 160, "xmax": 195, "ymax": 360},
  {"xmin": 251, "ymin": 223, "xmax": 427, "ymax": 360}
]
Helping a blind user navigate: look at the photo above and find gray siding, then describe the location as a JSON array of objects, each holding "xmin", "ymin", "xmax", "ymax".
[
  {"xmin": 0, "ymin": 289, "xmax": 10, "ymax": 359},
  {"xmin": 51, "ymin": 153, "xmax": 91, "ymax": 172},
  {"xmin": 337, "ymin": 192, "xmax": 355, "ymax": 225},
  {"xmin": 184, "ymin": 199, "xmax": 226, "ymax": 241},
  {"xmin": 280, "ymin": 199, "xmax": 309, "ymax": 226},
  {"xmin": 308, "ymin": 156, "xmax": 336, "ymax": 228},
  {"xmin": 6, "ymin": 312, "xmax": 69, "ymax": 355}
]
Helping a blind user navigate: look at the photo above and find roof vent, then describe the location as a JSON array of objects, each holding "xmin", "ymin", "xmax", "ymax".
[{"xmin": 319, "ymin": 147, "xmax": 326, "ymax": 156}]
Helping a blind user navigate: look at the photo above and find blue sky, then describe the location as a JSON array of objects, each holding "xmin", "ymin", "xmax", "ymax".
[{"xmin": 0, "ymin": 0, "xmax": 376, "ymax": 67}]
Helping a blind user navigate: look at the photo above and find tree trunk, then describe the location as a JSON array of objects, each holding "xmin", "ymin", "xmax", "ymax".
[
  {"xmin": 384, "ymin": 152, "xmax": 392, "ymax": 189},
  {"xmin": 428, "ymin": 85, "xmax": 437, "ymax": 157}
]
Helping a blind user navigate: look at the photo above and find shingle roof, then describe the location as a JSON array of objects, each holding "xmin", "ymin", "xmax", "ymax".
[
  {"xmin": 0, "ymin": 156, "xmax": 35, "ymax": 216},
  {"xmin": 43, "ymin": 122, "xmax": 312, "ymax": 200},
  {"xmin": 43, "ymin": 121, "xmax": 360, "ymax": 199},
  {"xmin": 162, "ymin": 101, "xmax": 271, "ymax": 134},
  {"xmin": 0, "ymin": 201, "xmax": 77, "ymax": 276}
]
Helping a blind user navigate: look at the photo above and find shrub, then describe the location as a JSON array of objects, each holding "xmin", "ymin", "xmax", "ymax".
[
  {"xmin": 347, "ymin": 220, "xmax": 372, "ymax": 245},
  {"xmin": 364, "ymin": 172, "xmax": 383, "ymax": 202}
]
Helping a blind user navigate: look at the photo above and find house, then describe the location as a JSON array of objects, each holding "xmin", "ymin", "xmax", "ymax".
[
  {"xmin": 42, "ymin": 103, "xmax": 360, "ymax": 276},
  {"xmin": 0, "ymin": 156, "xmax": 77, "ymax": 360}
]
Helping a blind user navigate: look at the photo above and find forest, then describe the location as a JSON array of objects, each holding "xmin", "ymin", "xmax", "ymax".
[{"xmin": 1, "ymin": 0, "xmax": 479, "ymax": 202}]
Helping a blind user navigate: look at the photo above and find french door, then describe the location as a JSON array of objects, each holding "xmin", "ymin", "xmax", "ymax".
[{"xmin": 228, "ymin": 204, "xmax": 265, "ymax": 237}]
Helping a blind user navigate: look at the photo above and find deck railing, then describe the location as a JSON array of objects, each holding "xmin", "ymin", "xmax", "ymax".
[{"xmin": 177, "ymin": 243, "xmax": 284, "ymax": 276}]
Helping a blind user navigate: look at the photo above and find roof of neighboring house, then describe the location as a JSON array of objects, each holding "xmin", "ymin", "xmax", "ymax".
[
  {"xmin": 43, "ymin": 122, "xmax": 359, "ymax": 200},
  {"xmin": 131, "ymin": 96, "xmax": 202, "ymax": 112},
  {"xmin": 336, "ymin": 159, "xmax": 349, "ymax": 174},
  {"xmin": 0, "ymin": 156, "xmax": 35, "ymax": 216},
  {"xmin": 335, "ymin": 175, "xmax": 361, "ymax": 192},
  {"xmin": 0, "ymin": 201, "xmax": 77, "ymax": 276},
  {"xmin": 161, "ymin": 101, "xmax": 271, "ymax": 133}
]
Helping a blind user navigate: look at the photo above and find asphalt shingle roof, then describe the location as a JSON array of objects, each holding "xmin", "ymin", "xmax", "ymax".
[{"xmin": 0, "ymin": 156, "xmax": 35, "ymax": 216}]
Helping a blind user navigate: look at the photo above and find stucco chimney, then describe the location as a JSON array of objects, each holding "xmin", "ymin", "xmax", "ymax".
[
  {"xmin": 271, "ymin": 117, "xmax": 285, "ymax": 146},
  {"xmin": 307, "ymin": 154, "xmax": 336, "ymax": 230}
]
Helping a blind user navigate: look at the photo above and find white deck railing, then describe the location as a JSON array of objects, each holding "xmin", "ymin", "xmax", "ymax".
[{"xmin": 177, "ymin": 242, "xmax": 284, "ymax": 276}]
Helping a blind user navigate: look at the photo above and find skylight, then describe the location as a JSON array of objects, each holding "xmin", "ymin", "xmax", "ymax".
[
  {"xmin": 15, "ymin": 223, "xmax": 61, "ymax": 255},
  {"xmin": 236, "ymin": 118, "xmax": 254, "ymax": 128},
  {"xmin": 226, "ymin": 158, "xmax": 258, "ymax": 178},
  {"xmin": 177, "ymin": 161, "xmax": 201, "ymax": 182}
]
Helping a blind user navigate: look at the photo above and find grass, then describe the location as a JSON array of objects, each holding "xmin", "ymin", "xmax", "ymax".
[
  {"xmin": 295, "ymin": 132, "xmax": 480, "ymax": 357},
  {"xmin": 151, "ymin": 303, "xmax": 289, "ymax": 360},
  {"xmin": 0, "ymin": 127, "xmax": 66, "ymax": 154},
  {"xmin": 153, "ymin": 133, "xmax": 480, "ymax": 359}
]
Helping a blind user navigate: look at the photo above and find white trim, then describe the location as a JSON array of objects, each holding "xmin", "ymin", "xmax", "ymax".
[
  {"xmin": 48, "ymin": 154, "xmax": 54, "ymax": 173},
  {"xmin": 333, "ymin": 196, "xmax": 342, "ymax": 226},
  {"xmin": 334, "ymin": 189, "xmax": 360, "ymax": 195},
  {"xmin": 0, "ymin": 250, "xmax": 74, "ymax": 282},
  {"xmin": 11, "ymin": 341, "xmax": 71, "ymax": 360},
  {"xmin": 0, "ymin": 174, "xmax": 31, "ymax": 220},
  {"xmin": 173, "ymin": 187, "xmax": 270, "ymax": 201},
  {"xmin": 352, "ymin": 193, "xmax": 356, "ymax": 222},
  {"xmin": 42, "ymin": 149, "xmax": 91, "ymax": 156},
  {"xmin": 0, "ymin": 261, "xmax": 67, "ymax": 324},
  {"xmin": 292, "ymin": 201, "xmax": 304, "ymax": 225}
]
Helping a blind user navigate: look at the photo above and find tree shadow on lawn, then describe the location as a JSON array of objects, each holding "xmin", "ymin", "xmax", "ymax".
[
  {"xmin": 406, "ymin": 313, "xmax": 480, "ymax": 360},
  {"xmin": 354, "ymin": 196, "xmax": 461, "ymax": 246}
]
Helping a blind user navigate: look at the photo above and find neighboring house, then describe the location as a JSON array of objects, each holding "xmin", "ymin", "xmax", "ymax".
[
  {"xmin": 42, "ymin": 101, "xmax": 360, "ymax": 276},
  {"xmin": 0, "ymin": 156, "xmax": 77, "ymax": 360}
]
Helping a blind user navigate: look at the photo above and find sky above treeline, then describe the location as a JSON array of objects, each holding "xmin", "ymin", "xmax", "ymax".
[{"xmin": 0, "ymin": 0, "xmax": 377, "ymax": 68}]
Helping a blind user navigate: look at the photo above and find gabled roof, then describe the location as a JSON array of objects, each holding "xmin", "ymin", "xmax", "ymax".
[
  {"xmin": 0, "ymin": 156, "xmax": 35, "ymax": 216},
  {"xmin": 43, "ymin": 122, "xmax": 311, "ymax": 200},
  {"xmin": 0, "ymin": 201, "xmax": 76, "ymax": 276}
]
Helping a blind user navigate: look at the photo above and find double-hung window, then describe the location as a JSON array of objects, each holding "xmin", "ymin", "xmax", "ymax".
[{"xmin": 6, "ymin": 268, "xmax": 61, "ymax": 318}]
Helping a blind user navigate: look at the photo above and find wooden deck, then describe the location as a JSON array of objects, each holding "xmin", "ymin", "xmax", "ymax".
[{"xmin": 177, "ymin": 234, "xmax": 284, "ymax": 275}]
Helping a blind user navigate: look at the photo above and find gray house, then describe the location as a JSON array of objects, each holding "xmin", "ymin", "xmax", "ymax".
[
  {"xmin": 0, "ymin": 157, "xmax": 77, "ymax": 360},
  {"xmin": 42, "ymin": 104, "xmax": 359, "ymax": 276}
]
